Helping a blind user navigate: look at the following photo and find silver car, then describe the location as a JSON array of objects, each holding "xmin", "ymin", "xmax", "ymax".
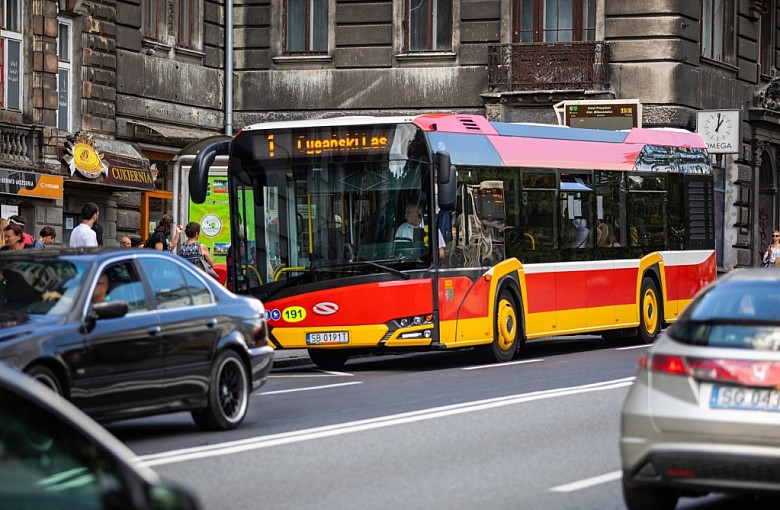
[{"xmin": 620, "ymin": 269, "xmax": 780, "ymax": 510}]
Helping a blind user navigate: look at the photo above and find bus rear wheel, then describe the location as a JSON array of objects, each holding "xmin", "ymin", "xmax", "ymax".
[
  {"xmin": 480, "ymin": 289, "xmax": 519, "ymax": 363},
  {"xmin": 635, "ymin": 277, "xmax": 661, "ymax": 344},
  {"xmin": 308, "ymin": 349, "xmax": 350, "ymax": 370}
]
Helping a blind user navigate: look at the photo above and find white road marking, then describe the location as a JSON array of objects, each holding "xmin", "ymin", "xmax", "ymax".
[
  {"xmin": 269, "ymin": 370, "xmax": 354, "ymax": 378},
  {"xmin": 461, "ymin": 359, "xmax": 544, "ymax": 370},
  {"xmin": 140, "ymin": 377, "xmax": 635, "ymax": 467},
  {"xmin": 615, "ymin": 344, "xmax": 652, "ymax": 351},
  {"xmin": 549, "ymin": 470, "xmax": 622, "ymax": 492},
  {"xmin": 259, "ymin": 382, "xmax": 362, "ymax": 395}
]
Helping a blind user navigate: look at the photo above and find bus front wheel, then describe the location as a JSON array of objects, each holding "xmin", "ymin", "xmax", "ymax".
[
  {"xmin": 635, "ymin": 277, "xmax": 661, "ymax": 344},
  {"xmin": 480, "ymin": 289, "xmax": 519, "ymax": 363},
  {"xmin": 308, "ymin": 349, "xmax": 350, "ymax": 370}
]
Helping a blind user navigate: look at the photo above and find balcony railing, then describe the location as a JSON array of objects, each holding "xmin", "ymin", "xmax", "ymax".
[
  {"xmin": 487, "ymin": 41, "xmax": 610, "ymax": 93},
  {"xmin": 0, "ymin": 123, "xmax": 38, "ymax": 165}
]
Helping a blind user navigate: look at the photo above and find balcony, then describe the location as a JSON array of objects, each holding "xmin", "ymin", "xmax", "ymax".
[{"xmin": 487, "ymin": 41, "xmax": 610, "ymax": 93}]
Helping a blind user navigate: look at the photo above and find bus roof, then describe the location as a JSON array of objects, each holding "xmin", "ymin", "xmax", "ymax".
[{"xmin": 236, "ymin": 113, "xmax": 708, "ymax": 171}]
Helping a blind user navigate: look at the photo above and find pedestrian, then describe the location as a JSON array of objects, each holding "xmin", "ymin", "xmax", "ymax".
[
  {"xmin": 0, "ymin": 218, "xmax": 6, "ymax": 250},
  {"xmin": 177, "ymin": 222, "xmax": 218, "ymax": 279},
  {"xmin": 763, "ymin": 229, "xmax": 780, "ymax": 267},
  {"xmin": 1, "ymin": 223, "xmax": 32, "ymax": 251},
  {"xmin": 119, "ymin": 235, "xmax": 133, "ymax": 248},
  {"xmin": 92, "ymin": 221, "xmax": 104, "ymax": 246},
  {"xmin": 7, "ymin": 215, "xmax": 34, "ymax": 246},
  {"xmin": 34, "ymin": 226, "xmax": 56, "ymax": 248},
  {"xmin": 145, "ymin": 214, "xmax": 182, "ymax": 252},
  {"xmin": 69, "ymin": 203, "xmax": 100, "ymax": 247}
]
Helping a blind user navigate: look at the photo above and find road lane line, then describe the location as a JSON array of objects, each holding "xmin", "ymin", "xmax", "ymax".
[
  {"xmin": 259, "ymin": 382, "xmax": 362, "ymax": 395},
  {"xmin": 549, "ymin": 470, "xmax": 622, "ymax": 492},
  {"xmin": 269, "ymin": 371, "xmax": 354, "ymax": 378},
  {"xmin": 461, "ymin": 359, "xmax": 544, "ymax": 370},
  {"xmin": 615, "ymin": 344, "xmax": 652, "ymax": 351},
  {"xmin": 140, "ymin": 377, "xmax": 634, "ymax": 467}
]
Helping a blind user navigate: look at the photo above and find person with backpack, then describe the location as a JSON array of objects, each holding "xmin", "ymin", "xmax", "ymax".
[{"xmin": 145, "ymin": 214, "xmax": 182, "ymax": 252}]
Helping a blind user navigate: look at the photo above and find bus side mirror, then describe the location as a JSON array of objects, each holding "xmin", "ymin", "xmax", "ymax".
[
  {"xmin": 436, "ymin": 151, "xmax": 456, "ymax": 211},
  {"xmin": 189, "ymin": 141, "xmax": 231, "ymax": 204}
]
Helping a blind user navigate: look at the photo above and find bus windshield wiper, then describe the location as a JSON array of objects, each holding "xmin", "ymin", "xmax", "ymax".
[{"xmin": 350, "ymin": 259, "xmax": 410, "ymax": 279}]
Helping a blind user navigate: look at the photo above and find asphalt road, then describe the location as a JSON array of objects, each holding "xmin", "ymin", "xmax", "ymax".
[{"xmin": 108, "ymin": 337, "xmax": 780, "ymax": 510}]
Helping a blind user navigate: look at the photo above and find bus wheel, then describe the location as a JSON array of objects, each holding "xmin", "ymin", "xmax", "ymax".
[
  {"xmin": 481, "ymin": 289, "xmax": 519, "ymax": 363},
  {"xmin": 635, "ymin": 277, "xmax": 661, "ymax": 344},
  {"xmin": 308, "ymin": 349, "xmax": 350, "ymax": 370}
]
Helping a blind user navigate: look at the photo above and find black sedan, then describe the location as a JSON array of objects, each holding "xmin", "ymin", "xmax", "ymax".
[{"xmin": 0, "ymin": 247, "xmax": 273, "ymax": 431}]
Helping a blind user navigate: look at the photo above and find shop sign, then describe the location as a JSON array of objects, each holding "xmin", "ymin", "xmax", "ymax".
[
  {"xmin": 60, "ymin": 133, "xmax": 155, "ymax": 191},
  {"xmin": 0, "ymin": 169, "xmax": 64, "ymax": 199}
]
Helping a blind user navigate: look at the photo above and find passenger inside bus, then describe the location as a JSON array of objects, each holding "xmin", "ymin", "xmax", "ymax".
[{"xmin": 571, "ymin": 216, "xmax": 589, "ymax": 248}]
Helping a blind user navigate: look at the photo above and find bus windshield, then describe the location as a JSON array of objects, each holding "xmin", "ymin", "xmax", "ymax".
[{"xmin": 226, "ymin": 123, "xmax": 436, "ymax": 294}]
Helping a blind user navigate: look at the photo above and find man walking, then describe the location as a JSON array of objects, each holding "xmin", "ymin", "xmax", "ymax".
[{"xmin": 69, "ymin": 203, "xmax": 99, "ymax": 247}]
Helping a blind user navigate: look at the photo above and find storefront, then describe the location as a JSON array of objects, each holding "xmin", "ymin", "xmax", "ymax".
[
  {"xmin": 0, "ymin": 170, "xmax": 64, "ymax": 242},
  {"xmin": 60, "ymin": 133, "xmax": 154, "ymax": 246}
]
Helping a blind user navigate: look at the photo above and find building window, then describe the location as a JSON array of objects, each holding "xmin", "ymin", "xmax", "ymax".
[
  {"xmin": 57, "ymin": 18, "xmax": 73, "ymax": 131},
  {"xmin": 701, "ymin": 0, "xmax": 735, "ymax": 64},
  {"xmin": 513, "ymin": 0, "xmax": 595, "ymax": 43},
  {"xmin": 1, "ymin": 0, "xmax": 22, "ymax": 110},
  {"xmin": 285, "ymin": 0, "xmax": 328, "ymax": 53},
  {"xmin": 178, "ymin": 0, "xmax": 193, "ymax": 49},
  {"xmin": 406, "ymin": 0, "xmax": 452, "ymax": 51},
  {"xmin": 142, "ymin": 0, "xmax": 158, "ymax": 40},
  {"xmin": 142, "ymin": 0, "xmax": 203, "ymax": 52},
  {"xmin": 759, "ymin": 2, "xmax": 773, "ymax": 76}
]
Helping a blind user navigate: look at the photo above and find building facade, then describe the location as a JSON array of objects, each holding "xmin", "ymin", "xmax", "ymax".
[{"xmin": 2, "ymin": 0, "xmax": 778, "ymax": 269}]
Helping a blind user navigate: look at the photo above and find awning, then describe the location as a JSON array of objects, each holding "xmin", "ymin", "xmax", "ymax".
[
  {"xmin": 60, "ymin": 133, "xmax": 155, "ymax": 191},
  {"xmin": 129, "ymin": 121, "xmax": 219, "ymax": 146}
]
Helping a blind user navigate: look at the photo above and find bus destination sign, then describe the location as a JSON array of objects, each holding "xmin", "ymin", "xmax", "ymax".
[
  {"xmin": 259, "ymin": 129, "xmax": 392, "ymax": 159},
  {"xmin": 566, "ymin": 103, "xmax": 639, "ymax": 130}
]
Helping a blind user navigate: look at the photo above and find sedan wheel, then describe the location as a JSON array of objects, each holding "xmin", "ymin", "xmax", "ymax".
[
  {"xmin": 192, "ymin": 350, "xmax": 249, "ymax": 431},
  {"xmin": 26, "ymin": 365, "xmax": 63, "ymax": 396}
]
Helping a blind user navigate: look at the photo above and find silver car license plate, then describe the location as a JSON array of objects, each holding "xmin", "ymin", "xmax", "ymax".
[
  {"xmin": 306, "ymin": 332, "xmax": 349, "ymax": 345},
  {"xmin": 710, "ymin": 385, "xmax": 780, "ymax": 411}
]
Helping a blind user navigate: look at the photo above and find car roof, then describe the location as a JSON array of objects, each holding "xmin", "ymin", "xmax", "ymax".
[
  {"xmin": 717, "ymin": 268, "xmax": 780, "ymax": 284},
  {"xmin": 0, "ymin": 246, "xmax": 144, "ymax": 260}
]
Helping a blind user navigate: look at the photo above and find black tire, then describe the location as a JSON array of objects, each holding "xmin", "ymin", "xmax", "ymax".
[
  {"xmin": 635, "ymin": 276, "xmax": 661, "ymax": 344},
  {"xmin": 622, "ymin": 480, "xmax": 678, "ymax": 510},
  {"xmin": 307, "ymin": 349, "xmax": 350, "ymax": 370},
  {"xmin": 26, "ymin": 365, "xmax": 63, "ymax": 395},
  {"xmin": 480, "ymin": 288, "xmax": 520, "ymax": 363},
  {"xmin": 191, "ymin": 350, "xmax": 250, "ymax": 431}
]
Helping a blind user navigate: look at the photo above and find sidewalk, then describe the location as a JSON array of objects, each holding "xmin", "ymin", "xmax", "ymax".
[{"xmin": 271, "ymin": 349, "xmax": 312, "ymax": 369}]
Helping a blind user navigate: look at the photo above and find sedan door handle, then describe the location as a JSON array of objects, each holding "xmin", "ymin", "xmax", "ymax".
[
  {"xmin": 206, "ymin": 318, "xmax": 218, "ymax": 328},
  {"xmin": 148, "ymin": 325, "xmax": 162, "ymax": 336}
]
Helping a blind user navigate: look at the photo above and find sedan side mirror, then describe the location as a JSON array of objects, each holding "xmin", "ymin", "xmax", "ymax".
[{"xmin": 91, "ymin": 300, "xmax": 129, "ymax": 320}]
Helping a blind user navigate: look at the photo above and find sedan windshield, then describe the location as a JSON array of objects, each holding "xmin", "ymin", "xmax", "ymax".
[
  {"xmin": 669, "ymin": 281, "xmax": 780, "ymax": 350},
  {"xmin": 0, "ymin": 259, "xmax": 88, "ymax": 315}
]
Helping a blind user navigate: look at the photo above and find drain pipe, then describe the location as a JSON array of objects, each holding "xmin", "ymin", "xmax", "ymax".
[{"xmin": 225, "ymin": 0, "xmax": 234, "ymax": 136}]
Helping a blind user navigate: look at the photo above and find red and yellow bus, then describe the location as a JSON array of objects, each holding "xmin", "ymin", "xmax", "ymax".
[{"xmin": 189, "ymin": 114, "xmax": 716, "ymax": 369}]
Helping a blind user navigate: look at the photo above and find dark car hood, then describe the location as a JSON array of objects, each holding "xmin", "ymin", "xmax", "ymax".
[{"xmin": 0, "ymin": 312, "xmax": 66, "ymax": 341}]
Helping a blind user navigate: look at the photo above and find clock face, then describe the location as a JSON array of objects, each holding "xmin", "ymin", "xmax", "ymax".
[{"xmin": 703, "ymin": 112, "xmax": 734, "ymax": 142}]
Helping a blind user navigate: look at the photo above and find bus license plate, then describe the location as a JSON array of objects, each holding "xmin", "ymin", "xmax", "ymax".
[
  {"xmin": 306, "ymin": 332, "xmax": 349, "ymax": 345},
  {"xmin": 710, "ymin": 386, "xmax": 780, "ymax": 412}
]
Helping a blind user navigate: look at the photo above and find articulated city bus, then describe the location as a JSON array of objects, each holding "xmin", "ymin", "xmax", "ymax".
[{"xmin": 189, "ymin": 114, "xmax": 716, "ymax": 369}]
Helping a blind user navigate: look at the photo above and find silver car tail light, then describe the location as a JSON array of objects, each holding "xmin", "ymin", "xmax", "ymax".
[{"xmin": 640, "ymin": 354, "xmax": 780, "ymax": 387}]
